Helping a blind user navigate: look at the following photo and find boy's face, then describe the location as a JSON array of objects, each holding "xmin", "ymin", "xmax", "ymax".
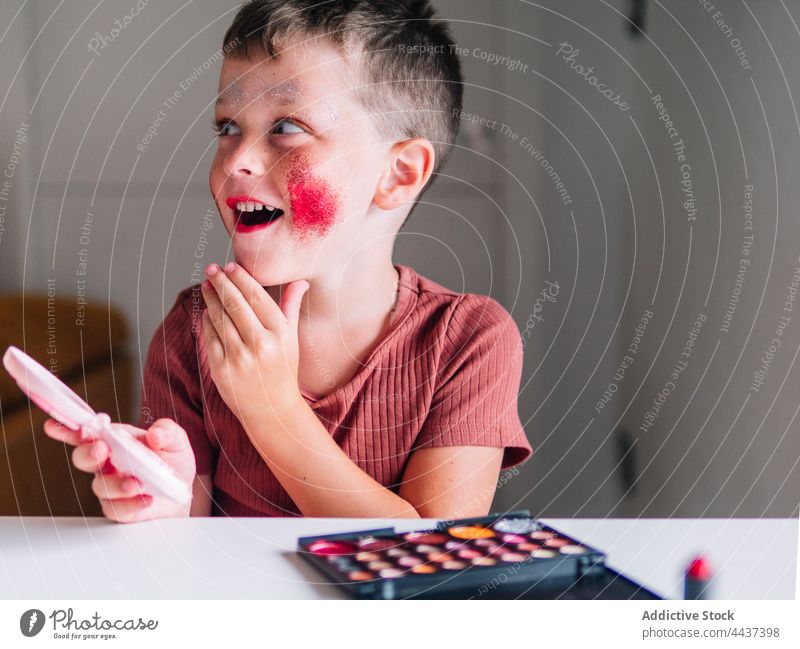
[{"xmin": 209, "ymin": 41, "xmax": 391, "ymax": 286}]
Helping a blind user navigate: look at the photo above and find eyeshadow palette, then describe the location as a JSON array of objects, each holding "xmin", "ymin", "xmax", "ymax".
[{"xmin": 297, "ymin": 511, "xmax": 663, "ymax": 599}]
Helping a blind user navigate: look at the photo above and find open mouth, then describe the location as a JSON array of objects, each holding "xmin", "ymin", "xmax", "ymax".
[{"xmin": 226, "ymin": 197, "xmax": 285, "ymax": 231}]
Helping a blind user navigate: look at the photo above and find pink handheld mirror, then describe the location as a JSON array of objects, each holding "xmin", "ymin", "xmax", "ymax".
[{"xmin": 2, "ymin": 345, "xmax": 192, "ymax": 506}]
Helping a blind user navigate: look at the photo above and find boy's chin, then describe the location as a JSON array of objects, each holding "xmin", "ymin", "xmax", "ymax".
[{"xmin": 230, "ymin": 255, "xmax": 294, "ymax": 288}]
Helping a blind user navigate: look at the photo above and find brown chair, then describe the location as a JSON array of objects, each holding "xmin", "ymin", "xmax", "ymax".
[{"xmin": 0, "ymin": 294, "xmax": 132, "ymax": 516}]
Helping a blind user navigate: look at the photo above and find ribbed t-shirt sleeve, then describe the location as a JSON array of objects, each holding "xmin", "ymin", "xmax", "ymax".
[
  {"xmin": 137, "ymin": 286, "xmax": 217, "ymax": 476},
  {"xmin": 413, "ymin": 295, "xmax": 532, "ymax": 469}
]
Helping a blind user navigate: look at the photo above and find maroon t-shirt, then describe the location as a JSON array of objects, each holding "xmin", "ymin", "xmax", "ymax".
[{"xmin": 138, "ymin": 263, "xmax": 532, "ymax": 516}]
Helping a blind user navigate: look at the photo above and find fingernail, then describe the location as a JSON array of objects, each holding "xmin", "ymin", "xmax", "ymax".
[
  {"xmin": 140, "ymin": 494, "xmax": 153, "ymax": 507},
  {"xmin": 206, "ymin": 264, "xmax": 219, "ymax": 276},
  {"xmin": 224, "ymin": 262, "xmax": 236, "ymax": 273}
]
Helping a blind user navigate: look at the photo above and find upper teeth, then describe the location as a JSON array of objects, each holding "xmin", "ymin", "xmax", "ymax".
[{"xmin": 236, "ymin": 201, "xmax": 275, "ymax": 212}]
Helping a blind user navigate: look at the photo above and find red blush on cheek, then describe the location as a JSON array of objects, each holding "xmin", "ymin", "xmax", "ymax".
[{"xmin": 286, "ymin": 156, "xmax": 340, "ymax": 238}]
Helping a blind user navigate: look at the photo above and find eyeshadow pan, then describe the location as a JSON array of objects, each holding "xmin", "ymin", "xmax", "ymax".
[
  {"xmin": 470, "ymin": 556, "xmax": 497, "ymax": 566},
  {"xmin": 367, "ymin": 561, "xmax": 393, "ymax": 570},
  {"xmin": 348, "ymin": 571, "xmax": 374, "ymax": 581},
  {"xmin": 441, "ymin": 560, "xmax": 467, "ymax": 570},
  {"xmin": 448, "ymin": 525, "xmax": 495, "ymax": 540},
  {"xmin": 379, "ymin": 568, "xmax": 405, "ymax": 578},
  {"xmin": 544, "ymin": 538, "xmax": 570, "ymax": 548},
  {"xmin": 428, "ymin": 552, "xmax": 453, "ymax": 563},
  {"xmin": 457, "ymin": 549, "xmax": 483, "ymax": 560},
  {"xmin": 411, "ymin": 564, "xmax": 438, "ymax": 574},
  {"xmin": 445, "ymin": 540, "xmax": 468, "ymax": 550},
  {"xmin": 517, "ymin": 542, "xmax": 540, "ymax": 552},
  {"xmin": 530, "ymin": 530, "xmax": 555, "ymax": 541},
  {"xmin": 500, "ymin": 534, "xmax": 527, "ymax": 544},
  {"xmin": 531, "ymin": 549, "xmax": 557, "ymax": 559},
  {"xmin": 398, "ymin": 556, "xmax": 423, "ymax": 567},
  {"xmin": 559, "ymin": 544, "xmax": 587, "ymax": 554},
  {"xmin": 473, "ymin": 538, "xmax": 498, "ymax": 548},
  {"xmin": 355, "ymin": 552, "xmax": 380, "ymax": 562},
  {"xmin": 358, "ymin": 538, "xmax": 398, "ymax": 551},
  {"xmin": 500, "ymin": 552, "xmax": 529, "ymax": 563},
  {"xmin": 493, "ymin": 518, "xmax": 541, "ymax": 534},
  {"xmin": 308, "ymin": 540, "xmax": 356, "ymax": 555},
  {"xmin": 404, "ymin": 532, "xmax": 448, "ymax": 544},
  {"xmin": 414, "ymin": 544, "xmax": 441, "ymax": 554},
  {"xmin": 385, "ymin": 548, "xmax": 410, "ymax": 557}
]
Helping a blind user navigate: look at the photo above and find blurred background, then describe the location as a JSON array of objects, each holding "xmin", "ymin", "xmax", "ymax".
[{"xmin": 1, "ymin": 0, "xmax": 798, "ymax": 519}]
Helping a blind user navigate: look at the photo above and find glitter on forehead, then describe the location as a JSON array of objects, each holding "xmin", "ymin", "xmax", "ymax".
[
  {"xmin": 266, "ymin": 79, "xmax": 301, "ymax": 104},
  {"xmin": 217, "ymin": 78, "xmax": 301, "ymax": 109}
]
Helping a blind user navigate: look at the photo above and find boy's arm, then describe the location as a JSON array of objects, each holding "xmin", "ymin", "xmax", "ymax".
[
  {"xmin": 239, "ymin": 396, "xmax": 503, "ymax": 518},
  {"xmin": 190, "ymin": 473, "xmax": 214, "ymax": 516},
  {"xmin": 398, "ymin": 446, "xmax": 504, "ymax": 518}
]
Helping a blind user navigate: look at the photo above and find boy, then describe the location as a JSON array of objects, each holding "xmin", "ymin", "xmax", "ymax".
[{"xmin": 45, "ymin": 0, "xmax": 531, "ymax": 521}]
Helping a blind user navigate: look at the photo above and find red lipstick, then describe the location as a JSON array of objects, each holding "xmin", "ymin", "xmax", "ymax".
[{"xmin": 684, "ymin": 556, "xmax": 713, "ymax": 599}]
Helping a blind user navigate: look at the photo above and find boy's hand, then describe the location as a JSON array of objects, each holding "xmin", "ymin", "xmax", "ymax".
[
  {"xmin": 201, "ymin": 262, "xmax": 309, "ymax": 426},
  {"xmin": 43, "ymin": 417, "xmax": 196, "ymax": 523}
]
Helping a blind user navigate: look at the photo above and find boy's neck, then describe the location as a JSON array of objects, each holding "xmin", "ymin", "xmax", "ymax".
[{"xmin": 265, "ymin": 260, "xmax": 400, "ymax": 325}]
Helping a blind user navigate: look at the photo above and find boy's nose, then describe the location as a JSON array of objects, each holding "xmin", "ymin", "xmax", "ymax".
[{"xmin": 223, "ymin": 139, "xmax": 268, "ymax": 177}]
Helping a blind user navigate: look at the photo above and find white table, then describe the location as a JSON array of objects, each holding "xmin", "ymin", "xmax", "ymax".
[{"xmin": 0, "ymin": 517, "xmax": 795, "ymax": 599}]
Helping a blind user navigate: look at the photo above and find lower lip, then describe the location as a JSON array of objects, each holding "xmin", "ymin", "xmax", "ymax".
[{"xmin": 234, "ymin": 214, "xmax": 283, "ymax": 234}]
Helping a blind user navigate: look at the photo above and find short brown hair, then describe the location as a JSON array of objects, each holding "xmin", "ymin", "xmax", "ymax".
[{"xmin": 222, "ymin": 0, "xmax": 463, "ymax": 215}]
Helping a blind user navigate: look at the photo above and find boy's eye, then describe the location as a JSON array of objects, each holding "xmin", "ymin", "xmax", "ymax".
[
  {"xmin": 272, "ymin": 119, "xmax": 305, "ymax": 135},
  {"xmin": 213, "ymin": 120, "xmax": 241, "ymax": 137},
  {"xmin": 212, "ymin": 118, "xmax": 307, "ymax": 138}
]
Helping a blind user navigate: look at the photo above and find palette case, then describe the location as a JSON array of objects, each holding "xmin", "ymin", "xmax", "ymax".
[{"xmin": 297, "ymin": 510, "xmax": 663, "ymax": 600}]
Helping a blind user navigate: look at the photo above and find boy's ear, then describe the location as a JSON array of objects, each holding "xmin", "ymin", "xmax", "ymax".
[{"xmin": 373, "ymin": 138, "xmax": 436, "ymax": 211}]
